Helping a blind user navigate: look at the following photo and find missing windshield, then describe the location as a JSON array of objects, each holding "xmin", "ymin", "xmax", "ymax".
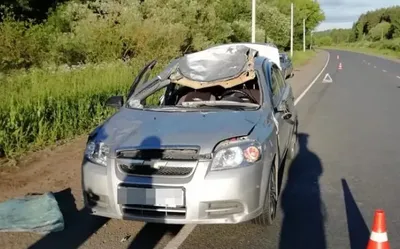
[{"xmin": 128, "ymin": 74, "xmax": 262, "ymax": 111}]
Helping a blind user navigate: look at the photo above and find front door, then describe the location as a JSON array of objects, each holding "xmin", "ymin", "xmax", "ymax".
[{"xmin": 270, "ymin": 65, "xmax": 292, "ymax": 160}]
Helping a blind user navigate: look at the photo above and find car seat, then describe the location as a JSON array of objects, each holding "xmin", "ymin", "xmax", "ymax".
[{"xmin": 177, "ymin": 91, "xmax": 216, "ymax": 104}]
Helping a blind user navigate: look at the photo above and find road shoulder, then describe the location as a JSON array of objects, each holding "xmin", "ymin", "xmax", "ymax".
[{"xmin": 288, "ymin": 50, "xmax": 329, "ymax": 98}]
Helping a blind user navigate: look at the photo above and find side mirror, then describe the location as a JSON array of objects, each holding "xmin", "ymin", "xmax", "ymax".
[
  {"xmin": 105, "ymin": 96, "xmax": 124, "ymax": 109},
  {"xmin": 275, "ymin": 102, "xmax": 294, "ymax": 123},
  {"xmin": 275, "ymin": 102, "xmax": 287, "ymax": 113}
]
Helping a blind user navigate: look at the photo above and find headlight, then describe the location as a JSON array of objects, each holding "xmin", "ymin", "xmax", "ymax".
[
  {"xmin": 210, "ymin": 141, "xmax": 261, "ymax": 171},
  {"xmin": 84, "ymin": 141, "xmax": 110, "ymax": 166}
]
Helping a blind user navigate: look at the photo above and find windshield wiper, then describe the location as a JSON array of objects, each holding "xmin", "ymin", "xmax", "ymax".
[{"xmin": 180, "ymin": 100, "xmax": 259, "ymax": 109}]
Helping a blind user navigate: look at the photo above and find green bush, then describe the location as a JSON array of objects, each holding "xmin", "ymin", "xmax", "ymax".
[
  {"xmin": 0, "ymin": 16, "xmax": 52, "ymax": 71},
  {"xmin": 379, "ymin": 38, "xmax": 400, "ymax": 51}
]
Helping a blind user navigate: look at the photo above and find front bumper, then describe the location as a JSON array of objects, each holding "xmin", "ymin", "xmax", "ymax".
[{"xmin": 81, "ymin": 158, "xmax": 269, "ymax": 224}]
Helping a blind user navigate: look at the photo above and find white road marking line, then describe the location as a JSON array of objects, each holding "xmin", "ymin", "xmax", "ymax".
[
  {"xmin": 374, "ymin": 66, "xmax": 377, "ymax": 68},
  {"xmin": 294, "ymin": 52, "xmax": 331, "ymax": 106},
  {"xmin": 163, "ymin": 224, "xmax": 197, "ymax": 249},
  {"xmin": 383, "ymin": 69, "xmax": 387, "ymax": 72},
  {"xmin": 397, "ymin": 76, "xmax": 400, "ymax": 79},
  {"xmin": 162, "ymin": 52, "xmax": 332, "ymax": 249},
  {"xmin": 368, "ymin": 63, "xmax": 371, "ymax": 65}
]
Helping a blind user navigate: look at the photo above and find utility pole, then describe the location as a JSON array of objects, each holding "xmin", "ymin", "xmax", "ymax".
[
  {"xmin": 290, "ymin": 2, "xmax": 294, "ymax": 57},
  {"xmin": 251, "ymin": 0, "xmax": 256, "ymax": 43},
  {"xmin": 303, "ymin": 18, "xmax": 306, "ymax": 51}
]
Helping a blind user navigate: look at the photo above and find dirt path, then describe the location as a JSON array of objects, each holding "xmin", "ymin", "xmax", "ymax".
[{"xmin": 0, "ymin": 50, "xmax": 329, "ymax": 249}]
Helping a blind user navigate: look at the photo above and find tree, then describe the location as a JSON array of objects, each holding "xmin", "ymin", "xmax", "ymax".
[
  {"xmin": 369, "ymin": 21, "xmax": 391, "ymax": 41},
  {"xmin": 270, "ymin": 0, "xmax": 325, "ymax": 49}
]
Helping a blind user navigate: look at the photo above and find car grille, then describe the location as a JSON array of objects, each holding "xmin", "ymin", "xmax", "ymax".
[
  {"xmin": 122, "ymin": 204, "xmax": 186, "ymax": 219},
  {"xmin": 117, "ymin": 148, "xmax": 199, "ymax": 161},
  {"xmin": 116, "ymin": 148, "xmax": 199, "ymax": 177},
  {"xmin": 119, "ymin": 164, "xmax": 193, "ymax": 176}
]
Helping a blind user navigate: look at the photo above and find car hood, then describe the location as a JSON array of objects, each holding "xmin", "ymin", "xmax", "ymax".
[{"xmin": 92, "ymin": 108, "xmax": 262, "ymax": 156}]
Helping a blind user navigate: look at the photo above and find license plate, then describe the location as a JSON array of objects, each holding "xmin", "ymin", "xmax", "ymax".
[{"xmin": 117, "ymin": 187, "xmax": 184, "ymax": 208}]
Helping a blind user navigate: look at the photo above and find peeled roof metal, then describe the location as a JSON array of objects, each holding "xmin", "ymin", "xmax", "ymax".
[{"xmin": 176, "ymin": 45, "xmax": 254, "ymax": 82}]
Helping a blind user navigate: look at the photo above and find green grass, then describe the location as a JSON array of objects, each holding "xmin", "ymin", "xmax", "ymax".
[
  {"xmin": 0, "ymin": 50, "xmax": 318, "ymax": 160},
  {"xmin": 291, "ymin": 50, "xmax": 318, "ymax": 67},
  {"xmin": 320, "ymin": 45, "xmax": 400, "ymax": 61},
  {"xmin": 0, "ymin": 60, "xmax": 149, "ymax": 158}
]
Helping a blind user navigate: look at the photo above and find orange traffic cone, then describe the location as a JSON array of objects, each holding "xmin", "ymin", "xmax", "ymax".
[
  {"xmin": 366, "ymin": 209, "xmax": 390, "ymax": 249},
  {"xmin": 337, "ymin": 55, "xmax": 340, "ymax": 60},
  {"xmin": 338, "ymin": 62, "xmax": 343, "ymax": 70}
]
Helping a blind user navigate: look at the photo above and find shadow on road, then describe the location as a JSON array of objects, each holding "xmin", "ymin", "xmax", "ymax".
[
  {"xmin": 28, "ymin": 188, "xmax": 109, "ymax": 249},
  {"xmin": 279, "ymin": 133, "xmax": 327, "ymax": 249},
  {"xmin": 128, "ymin": 223, "xmax": 183, "ymax": 249},
  {"xmin": 341, "ymin": 179, "xmax": 370, "ymax": 249}
]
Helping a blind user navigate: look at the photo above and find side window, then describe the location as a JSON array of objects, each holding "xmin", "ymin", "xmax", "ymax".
[
  {"xmin": 270, "ymin": 68, "xmax": 284, "ymax": 106},
  {"xmin": 279, "ymin": 55, "xmax": 284, "ymax": 64},
  {"xmin": 271, "ymin": 70, "xmax": 281, "ymax": 97},
  {"xmin": 272, "ymin": 66, "xmax": 285, "ymax": 91}
]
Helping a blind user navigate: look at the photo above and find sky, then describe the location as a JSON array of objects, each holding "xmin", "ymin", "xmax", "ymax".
[{"xmin": 316, "ymin": 0, "xmax": 400, "ymax": 31}]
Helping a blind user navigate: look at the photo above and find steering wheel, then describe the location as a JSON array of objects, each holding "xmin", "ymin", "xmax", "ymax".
[{"xmin": 220, "ymin": 89, "xmax": 258, "ymax": 104}]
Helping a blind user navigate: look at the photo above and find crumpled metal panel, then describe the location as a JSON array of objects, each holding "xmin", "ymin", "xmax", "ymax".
[{"xmin": 176, "ymin": 45, "xmax": 254, "ymax": 82}]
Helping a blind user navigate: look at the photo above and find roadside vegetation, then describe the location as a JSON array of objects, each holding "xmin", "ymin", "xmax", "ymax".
[
  {"xmin": 292, "ymin": 50, "xmax": 317, "ymax": 66},
  {"xmin": 314, "ymin": 5, "xmax": 400, "ymax": 59},
  {"xmin": 0, "ymin": 0, "xmax": 325, "ymax": 160}
]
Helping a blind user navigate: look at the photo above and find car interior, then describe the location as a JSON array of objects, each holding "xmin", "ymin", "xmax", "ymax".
[{"xmin": 161, "ymin": 76, "xmax": 262, "ymax": 106}]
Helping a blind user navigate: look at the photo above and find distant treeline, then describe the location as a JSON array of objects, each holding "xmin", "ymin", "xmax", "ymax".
[{"xmin": 314, "ymin": 5, "xmax": 400, "ymax": 51}]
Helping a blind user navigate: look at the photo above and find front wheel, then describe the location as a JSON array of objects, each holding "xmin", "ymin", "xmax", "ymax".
[{"xmin": 252, "ymin": 163, "xmax": 278, "ymax": 226}]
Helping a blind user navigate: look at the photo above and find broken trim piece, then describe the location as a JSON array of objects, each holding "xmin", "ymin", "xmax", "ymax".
[{"xmin": 170, "ymin": 70, "xmax": 256, "ymax": 90}]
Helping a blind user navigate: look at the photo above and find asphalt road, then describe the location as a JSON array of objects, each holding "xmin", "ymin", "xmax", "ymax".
[{"xmin": 169, "ymin": 49, "xmax": 400, "ymax": 249}]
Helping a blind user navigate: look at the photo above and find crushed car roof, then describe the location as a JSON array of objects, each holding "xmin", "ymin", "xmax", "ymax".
[
  {"xmin": 169, "ymin": 44, "xmax": 258, "ymax": 89},
  {"xmin": 210, "ymin": 43, "xmax": 281, "ymax": 69},
  {"xmin": 132, "ymin": 43, "xmax": 280, "ymax": 98}
]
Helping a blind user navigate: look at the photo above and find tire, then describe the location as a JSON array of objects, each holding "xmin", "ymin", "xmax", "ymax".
[
  {"xmin": 286, "ymin": 116, "xmax": 298, "ymax": 160},
  {"xmin": 252, "ymin": 161, "xmax": 278, "ymax": 226}
]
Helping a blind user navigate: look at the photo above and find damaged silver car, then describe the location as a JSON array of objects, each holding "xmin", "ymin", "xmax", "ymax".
[{"xmin": 81, "ymin": 43, "xmax": 298, "ymax": 226}]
